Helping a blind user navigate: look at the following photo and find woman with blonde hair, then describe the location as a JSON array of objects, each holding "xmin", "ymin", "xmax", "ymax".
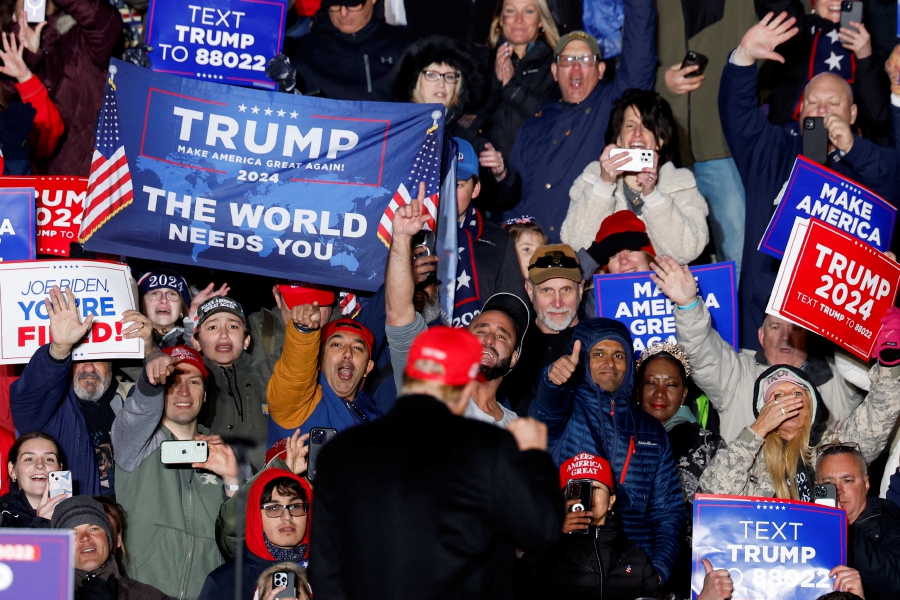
[
  {"xmin": 475, "ymin": 0, "xmax": 560, "ymax": 166},
  {"xmin": 699, "ymin": 363, "xmax": 900, "ymax": 501}
]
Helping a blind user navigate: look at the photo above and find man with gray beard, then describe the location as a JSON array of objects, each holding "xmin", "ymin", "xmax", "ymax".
[
  {"xmin": 501, "ymin": 244, "xmax": 584, "ymax": 416},
  {"xmin": 11, "ymin": 286, "xmax": 125, "ymax": 497}
]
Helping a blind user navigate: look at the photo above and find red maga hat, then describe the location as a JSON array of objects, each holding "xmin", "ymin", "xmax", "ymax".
[
  {"xmin": 405, "ymin": 326, "xmax": 485, "ymax": 386},
  {"xmin": 161, "ymin": 345, "xmax": 209, "ymax": 379},
  {"xmin": 560, "ymin": 452, "xmax": 615, "ymax": 491}
]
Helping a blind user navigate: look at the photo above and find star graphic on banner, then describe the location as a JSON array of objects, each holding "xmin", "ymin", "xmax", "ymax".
[
  {"xmin": 826, "ymin": 29, "xmax": 841, "ymax": 44},
  {"xmin": 264, "ymin": 107, "xmax": 273, "ymax": 116},
  {"xmin": 458, "ymin": 246, "xmax": 465, "ymax": 259},
  {"xmin": 277, "ymin": 109, "xmax": 286, "ymax": 118},
  {"xmin": 457, "ymin": 270, "xmax": 472, "ymax": 290},
  {"xmin": 251, "ymin": 106, "xmax": 260, "ymax": 114},
  {"xmin": 825, "ymin": 52, "xmax": 844, "ymax": 71},
  {"xmin": 290, "ymin": 110, "xmax": 298, "ymax": 119},
  {"xmin": 238, "ymin": 104, "xmax": 247, "ymax": 112}
]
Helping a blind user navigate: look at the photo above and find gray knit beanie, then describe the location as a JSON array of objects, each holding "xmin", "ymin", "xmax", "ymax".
[{"xmin": 50, "ymin": 496, "xmax": 113, "ymax": 548}]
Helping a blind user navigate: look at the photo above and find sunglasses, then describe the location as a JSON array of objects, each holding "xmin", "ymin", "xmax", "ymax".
[{"xmin": 816, "ymin": 441, "xmax": 861, "ymax": 457}]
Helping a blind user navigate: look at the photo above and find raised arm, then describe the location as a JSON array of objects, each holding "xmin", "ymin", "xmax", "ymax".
[
  {"xmin": 267, "ymin": 304, "xmax": 324, "ymax": 430},
  {"xmin": 52, "ymin": 0, "xmax": 122, "ymax": 72},
  {"xmin": 528, "ymin": 341, "xmax": 581, "ymax": 439},
  {"xmin": 110, "ymin": 355, "xmax": 170, "ymax": 473},
  {"xmin": 385, "ymin": 182, "xmax": 429, "ymax": 328}
]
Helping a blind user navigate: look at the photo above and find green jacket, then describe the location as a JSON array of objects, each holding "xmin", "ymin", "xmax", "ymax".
[
  {"xmin": 112, "ymin": 375, "xmax": 227, "ymax": 600},
  {"xmin": 655, "ymin": 0, "xmax": 758, "ymax": 165}
]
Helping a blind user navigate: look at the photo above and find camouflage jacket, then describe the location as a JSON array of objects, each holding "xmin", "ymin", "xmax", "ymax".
[{"xmin": 699, "ymin": 364, "xmax": 900, "ymax": 498}]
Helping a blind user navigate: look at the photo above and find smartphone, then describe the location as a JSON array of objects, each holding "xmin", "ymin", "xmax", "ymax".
[
  {"xmin": 48, "ymin": 471, "xmax": 73, "ymax": 499},
  {"xmin": 160, "ymin": 440, "xmax": 209, "ymax": 464},
  {"xmin": 272, "ymin": 571, "xmax": 297, "ymax": 599},
  {"xmin": 801, "ymin": 116, "xmax": 829, "ymax": 165},
  {"xmin": 23, "ymin": 0, "xmax": 45, "ymax": 23},
  {"xmin": 609, "ymin": 147, "xmax": 655, "ymax": 172},
  {"xmin": 307, "ymin": 427, "xmax": 337, "ymax": 482},
  {"xmin": 814, "ymin": 483, "xmax": 838, "ymax": 507},
  {"xmin": 565, "ymin": 479, "xmax": 593, "ymax": 535},
  {"xmin": 681, "ymin": 50, "xmax": 709, "ymax": 77},
  {"xmin": 840, "ymin": 1, "xmax": 863, "ymax": 34},
  {"xmin": 412, "ymin": 230, "xmax": 434, "ymax": 256}
]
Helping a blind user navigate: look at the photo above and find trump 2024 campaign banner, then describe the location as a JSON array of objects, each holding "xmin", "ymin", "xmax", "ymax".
[
  {"xmin": 145, "ymin": 0, "xmax": 286, "ymax": 89},
  {"xmin": 0, "ymin": 260, "xmax": 143, "ymax": 364},
  {"xmin": 594, "ymin": 262, "xmax": 738, "ymax": 354},
  {"xmin": 79, "ymin": 59, "xmax": 446, "ymax": 292},
  {"xmin": 692, "ymin": 494, "xmax": 846, "ymax": 600},
  {"xmin": 0, "ymin": 176, "xmax": 88, "ymax": 256},
  {"xmin": 0, "ymin": 530, "xmax": 74, "ymax": 599},
  {"xmin": 0, "ymin": 188, "xmax": 35, "ymax": 262},
  {"xmin": 759, "ymin": 156, "xmax": 896, "ymax": 259},
  {"xmin": 767, "ymin": 219, "xmax": 900, "ymax": 360}
]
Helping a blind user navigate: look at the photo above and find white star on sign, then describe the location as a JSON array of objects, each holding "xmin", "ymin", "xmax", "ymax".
[
  {"xmin": 264, "ymin": 108, "xmax": 273, "ymax": 116},
  {"xmin": 824, "ymin": 52, "xmax": 844, "ymax": 71},
  {"xmin": 458, "ymin": 246, "xmax": 465, "ymax": 258},
  {"xmin": 238, "ymin": 104, "xmax": 247, "ymax": 112},
  {"xmin": 277, "ymin": 109, "xmax": 286, "ymax": 118},
  {"xmin": 251, "ymin": 106, "xmax": 260, "ymax": 114},
  {"xmin": 457, "ymin": 270, "xmax": 471, "ymax": 290},
  {"xmin": 290, "ymin": 110, "xmax": 298, "ymax": 119},
  {"xmin": 826, "ymin": 29, "xmax": 840, "ymax": 44}
]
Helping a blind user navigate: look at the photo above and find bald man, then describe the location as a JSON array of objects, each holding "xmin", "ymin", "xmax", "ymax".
[{"xmin": 720, "ymin": 12, "xmax": 900, "ymax": 350}]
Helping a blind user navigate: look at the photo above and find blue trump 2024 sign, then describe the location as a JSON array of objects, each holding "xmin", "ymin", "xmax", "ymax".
[
  {"xmin": 692, "ymin": 494, "xmax": 846, "ymax": 600},
  {"xmin": 82, "ymin": 59, "xmax": 445, "ymax": 292},
  {"xmin": 0, "ymin": 530, "xmax": 74, "ymax": 599},
  {"xmin": 594, "ymin": 262, "xmax": 737, "ymax": 355},
  {"xmin": 146, "ymin": 0, "xmax": 287, "ymax": 89},
  {"xmin": 759, "ymin": 155, "xmax": 896, "ymax": 259},
  {"xmin": 0, "ymin": 188, "xmax": 35, "ymax": 261}
]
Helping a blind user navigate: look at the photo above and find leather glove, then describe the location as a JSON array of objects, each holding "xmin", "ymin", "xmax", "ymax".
[
  {"xmin": 0, "ymin": 100, "xmax": 37, "ymax": 161},
  {"xmin": 266, "ymin": 53, "xmax": 305, "ymax": 94},
  {"xmin": 875, "ymin": 306, "xmax": 900, "ymax": 366},
  {"xmin": 122, "ymin": 43, "xmax": 153, "ymax": 68}
]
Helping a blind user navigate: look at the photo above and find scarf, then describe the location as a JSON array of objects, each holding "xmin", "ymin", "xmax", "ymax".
[
  {"xmin": 452, "ymin": 206, "xmax": 484, "ymax": 327},
  {"xmin": 264, "ymin": 533, "xmax": 309, "ymax": 566},
  {"xmin": 792, "ymin": 21, "xmax": 855, "ymax": 121}
]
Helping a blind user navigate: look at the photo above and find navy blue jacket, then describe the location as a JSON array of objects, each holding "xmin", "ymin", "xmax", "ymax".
[
  {"xmin": 9, "ymin": 345, "xmax": 104, "ymax": 496},
  {"xmin": 529, "ymin": 318, "xmax": 685, "ymax": 583},
  {"xmin": 720, "ymin": 60, "xmax": 900, "ymax": 348},
  {"xmin": 506, "ymin": 0, "xmax": 657, "ymax": 242}
]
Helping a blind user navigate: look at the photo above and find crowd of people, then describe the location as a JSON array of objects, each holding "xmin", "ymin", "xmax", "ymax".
[{"xmin": 1, "ymin": 0, "xmax": 900, "ymax": 599}]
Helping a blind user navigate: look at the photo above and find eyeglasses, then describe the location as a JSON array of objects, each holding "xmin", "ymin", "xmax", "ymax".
[
  {"xmin": 556, "ymin": 54, "xmax": 598, "ymax": 68},
  {"xmin": 262, "ymin": 503, "xmax": 308, "ymax": 518},
  {"xmin": 146, "ymin": 290, "xmax": 181, "ymax": 302},
  {"xmin": 816, "ymin": 441, "xmax": 861, "ymax": 457},
  {"xmin": 328, "ymin": 3, "xmax": 366, "ymax": 12},
  {"xmin": 422, "ymin": 70, "xmax": 460, "ymax": 84}
]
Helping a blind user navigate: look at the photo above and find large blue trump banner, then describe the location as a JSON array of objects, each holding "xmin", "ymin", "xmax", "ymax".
[
  {"xmin": 594, "ymin": 262, "xmax": 737, "ymax": 354},
  {"xmin": 80, "ymin": 59, "xmax": 446, "ymax": 292},
  {"xmin": 145, "ymin": 0, "xmax": 287, "ymax": 89},
  {"xmin": 759, "ymin": 156, "xmax": 896, "ymax": 259},
  {"xmin": 692, "ymin": 494, "xmax": 846, "ymax": 600}
]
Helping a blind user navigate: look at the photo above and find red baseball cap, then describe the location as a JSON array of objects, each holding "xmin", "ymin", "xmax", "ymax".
[
  {"xmin": 321, "ymin": 319, "xmax": 375, "ymax": 357},
  {"xmin": 161, "ymin": 345, "xmax": 209, "ymax": 379},
  {"xmin": 560, "ymin": 452, "xmax": 615, "ymax": 491},
  {"xmin": 276, "ymin": 282, "xmax": 336, "ymax": 309},
  {"xmin": 405, "ymin": 326, "xmax": 485, "ymax": 385}
]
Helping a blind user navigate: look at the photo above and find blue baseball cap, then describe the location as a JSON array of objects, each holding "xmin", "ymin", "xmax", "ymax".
[{"xmin": 454, "ymin": 137, "xmax": 479, "ymax": 181}]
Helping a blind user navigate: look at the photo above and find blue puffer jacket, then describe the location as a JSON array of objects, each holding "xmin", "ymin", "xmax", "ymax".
[{"xmin": 530, "ymin": 318, "xmax": 685, "ymax": 583}]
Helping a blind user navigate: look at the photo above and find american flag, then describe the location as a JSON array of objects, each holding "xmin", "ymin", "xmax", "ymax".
[
  {"xmin": 79, "ymin": 65, "xmax": 134, "ymax": 243},
  {"xmin": 376, "ymin": 112, "xmax": 442, "ymax": 248}
]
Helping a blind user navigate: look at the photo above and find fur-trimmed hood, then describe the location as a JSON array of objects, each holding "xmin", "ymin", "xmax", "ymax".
[{"xmin": 394, "ymin": 35, "xmax": 486, "ymax": 121}]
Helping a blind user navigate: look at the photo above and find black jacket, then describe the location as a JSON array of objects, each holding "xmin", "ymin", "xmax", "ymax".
[
  {"xmin": 197, "ymin": 546, "xmax": 276, "ymax": 600},
  {"xmin": 0, "ymin": 489, "xmax": 50, "ymax": 529},
  {"xmin": 524, "ymin": 514, "xmax": 660, "ymax": 600},
  {"xmin": 503, "ymin": 326, "xmax": 576, "ymax": 417},
  {"xmin": 474, "ymin": 218, "xmax": 527, "ymax": 303},
  {"xmin": 475, "ymin": 42, "xmax": 557, "ymax": 162},
  {"xmin": 849, "ymin": 498, "xmax": 900, "ymax": 600},
  {"xmin": 309, "ymin": 394, "xmax": 564, "ymax": 600},
  {"xmin": 286, "ymin": 11, "xmax": 413, "ymax": 101}
]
